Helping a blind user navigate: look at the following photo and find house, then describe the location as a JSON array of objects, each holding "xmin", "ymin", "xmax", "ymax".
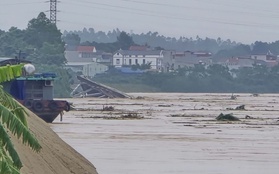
[
  {"xmin": 65, "ymin": 45, "xmax": 112, "ymax": 64},
  {"xmin": 218, "ymin": 56, "xmax": 254, "ymax": 70},
  {"xmin": 65, "ymin": 46, "xmax": 111, "ymax": 77},
  {"xmin": 65, "ymin": 61, "xmax": 108, "ymax": 78},
  {"xmin": 251, "ymin": 50, "xmax": 277, "ymax": 62},
  {"xmin": 112, "ymin": 49, "xmax": 164, "ymax": 71},
  {"xmin": 129, "ymin": 45, "xmax": 148, "ymax": 51},
  {"xmin": 217, "ymin": 51, "xmax": 279, "ymax": 69},
  {"xmin": 232, "ymin": 50, "xmax": 278, "ymax": 68},
  {"xmin": 77, "ymin": 46, "xmax": 96, "ymax": 58},
  {"xmin": 162, "ymin": 50, "xmax": 212, "ymax": 71}
]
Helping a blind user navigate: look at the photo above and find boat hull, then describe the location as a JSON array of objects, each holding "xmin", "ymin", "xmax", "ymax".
[{"xmin": 18, "ymin": 99, "xmax": 70, "ymax": 123}]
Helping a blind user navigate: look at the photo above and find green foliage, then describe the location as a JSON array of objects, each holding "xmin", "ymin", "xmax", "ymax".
[
  {"xmin": 117, "ymin": 31, "xmax": 134, "ymax": 50},
  {"xmin": 207, "ymin": 64, "xmax": 232, "ymax": 80},
  {"xmin": 93, "ymin": 63, "xmax": 279, "ymax": 93},
  {"xmin": 0, "ymin": 86, "xmax": 41, "ymax": 173},
  {"xmin": 62, "ymin": 33, "xmax": 81, "ymax": 46},
  {"xmin": 24, "ymin": 13, "xmax": 66, "ymax": 66},
  {"xmin": 29, "ymin": 42, "xmax": 66, "ymax": 65},
  {"xmin": 252, "ymin": 41, "xmax": 269, "ymax": 54},
  {"xmin": 0, "ymin": 28, "xmax": 28, "ymax": 57},
  {"xmin": 0, "ymin": 64, "xmax": 24, "ymax": 83},
  {"xmin": 35, "ymin": 65, "xmax": 72, "ymax": 97},
  {"xmin": 0, "ymin": 12, "xmax": 66, "ymax": 67},
  {"xmin": 0, "ymin": 12, "xmax": 69, "ymax": 97},
  {"xmin": 25, "ymin": 12, "xmax": 62, "ymax": 49},
  {"xmin": 65, "ymin": 28, "xmax": 241, "ymax": 54},
  {"xmin": 213, "ymin": 44, "xmax": 251, "ymax": 62},
  {"xmin": 70, "ymin": 31, "xmax": 135, "ymax": 53},
  {"xmin": 130, "ymin": 62, "xmax": 151, "ymax": 70},
  {"xmin": 80, "ymin": 41, "xmax": 119, "ymax": 53}
]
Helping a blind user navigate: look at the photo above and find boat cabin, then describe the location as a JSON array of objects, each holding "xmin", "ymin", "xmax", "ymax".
[{"xmin": 12, "ymin": 73, "xmax": 56, "ymax": 100}]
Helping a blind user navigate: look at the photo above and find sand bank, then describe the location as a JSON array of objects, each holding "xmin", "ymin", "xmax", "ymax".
[{"xmin": 10, "ymin": 109, "xmax": 98, "ymax": 174}]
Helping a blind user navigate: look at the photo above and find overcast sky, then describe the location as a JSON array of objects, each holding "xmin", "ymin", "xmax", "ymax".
[{"xmin": 1, "ymin": 0, "xmax": 279, "ymax": 44}]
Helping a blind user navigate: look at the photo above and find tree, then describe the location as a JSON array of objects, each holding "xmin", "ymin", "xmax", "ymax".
[
  {"xmin": 0, "ymin": 86, "xmax": 41, "ymax": 174},
  {"xmin": 35, "ymin": 65, "xmax": 72, "ymax": 97},
  {"xmin": 24, "ymin": 12, "xmax": 66, "ymax": 66},
  {"xmin": 25, "ymin": 12, "xmax": 62, "ymax": 49},
  {"xmin": 252, "ymin": 41, "xmax": 269, "ymax": 54},
  {"xmin": 207, "ymin": 64, "xmax": 232, "ymax": 80},
  {"xmin": 35, "ymin": 42, "xmax": 66, "ymax": 65},
  {"xmin": 0, "ymin": 28, "xmax": 28, "ymax": 57},
  {"xmin": 116, "ymin": 31, "xmax": 134, "ymax": 50},
  {"xmin": 62, "ymin": 33, "xmax": 81, "ymax": 47}
]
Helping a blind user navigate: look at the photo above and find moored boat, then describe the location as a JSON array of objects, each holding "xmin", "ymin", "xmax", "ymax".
[{"xmin": 0, "ymin": 57, "xmax": 70, "ymax": 123}]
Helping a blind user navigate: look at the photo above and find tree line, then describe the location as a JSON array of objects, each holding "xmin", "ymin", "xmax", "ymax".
[
  {"xmin": 2, "ymin": 12, "xmax": 279, "ymax": 96},
  {"xmin": 93, "ymin": 64, "xmax": 279, "ymax": 93},
  {"xmin": 0, "ymin": 12, "xmax": 71, "ymax": 97},
  {"xmin": 64, "ymin": 28, "xmax": 279, "ymax": 61}
]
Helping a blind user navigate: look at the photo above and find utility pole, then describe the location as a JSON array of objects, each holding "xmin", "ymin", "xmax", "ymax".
[{"xmin": 49, "ymin": 0, "xmax": 57, "ymax": 24}]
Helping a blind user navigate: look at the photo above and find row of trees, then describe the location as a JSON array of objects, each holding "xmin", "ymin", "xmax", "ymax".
[
  {"xmin": 63, "ymin": 28, "xmax": 239, "ymax": 53},
  {"xmin": 93, "ymin": 64, "xmax": 279, "ymax": 93},
  {"xmin": 64, "ymin": 31, "xmax": 135, "ymax": 53},
  {"xmin": 0, "ymin": 12, "xmax": 71, "ymax": 97},
  {"xmin": 64, "ymin": 28, "xmax": 279, "ymax": 61},
  {"xmin": 0, "ymin": 13, "xmax": 66, "ymax": 66}
]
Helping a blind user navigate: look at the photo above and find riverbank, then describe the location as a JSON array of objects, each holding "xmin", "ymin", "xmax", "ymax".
[{"xmin": 12, "ymin": 109, "xmax": 98, "ymax": 174}]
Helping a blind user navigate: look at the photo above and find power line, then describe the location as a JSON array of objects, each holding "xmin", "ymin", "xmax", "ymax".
[
  {"xmin": 120, "ymin": 0, "xmax": 279, "ymax": 18},
  {"xmin": 0, "ymin": 2, "xmax": 43, "ymax": 6},
  {"xmin": 60, "ymin": 1, "xmax": 279, "ymax": 29}
]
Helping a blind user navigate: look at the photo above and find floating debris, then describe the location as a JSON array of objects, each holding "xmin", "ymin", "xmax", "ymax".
[
  {"xmin": 230, "ymin": 94, "xmax": 237, "ymax": 100},
  {"xmin": 235, "ymin": 105, "xmax": 245, "ymax": 110},
  {"xmin": 102, "ymin": 105, "xmax": 115, "ymax": 111},
  {"xmin": 216, "ymin": 113, "xmax": 240, "ymax": 121},
  {"xmin": 158, "ymin": 104, "xmax": 172, "ymax": 107},
  {"xmin": 245, "ymin": 115, "xmax": 254, "ymax": 119},
  {"xmin": 121, "ymin": 113, "xmax": 143, "ymax": 119}
]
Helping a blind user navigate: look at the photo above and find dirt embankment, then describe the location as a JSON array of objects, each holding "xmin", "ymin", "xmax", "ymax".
[{"xmin": 10, "ymin": 110, "xmax": 98, "ymax": 174}]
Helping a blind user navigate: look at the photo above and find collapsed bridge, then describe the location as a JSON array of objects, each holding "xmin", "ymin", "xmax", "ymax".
[{"xmin": 71, "ymin": 75, "xmax": 131, "ymax": 98}]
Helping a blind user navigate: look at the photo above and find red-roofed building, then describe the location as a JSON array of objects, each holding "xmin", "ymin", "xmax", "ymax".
[
  {"xmin": 129, "ymin": 46, "xmax": 148, "ymax": 51},
  {"xmin": 77, "ymin": 46, "xmax": 96, "ymax": 53},
  {"xmin": 76, "ymin": 46, "xmax": 97, "ymax": 60}
]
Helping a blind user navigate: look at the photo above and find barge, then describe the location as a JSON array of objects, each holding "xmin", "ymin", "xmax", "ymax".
[{"xmin": 0, "ymin": 58, "xmax": 70, "ymax": 123}]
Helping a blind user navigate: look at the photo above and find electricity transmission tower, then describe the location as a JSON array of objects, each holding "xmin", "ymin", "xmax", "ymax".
[{"xmin": 49, "ymin": 0, "xmax": 57, "ymax": 24}]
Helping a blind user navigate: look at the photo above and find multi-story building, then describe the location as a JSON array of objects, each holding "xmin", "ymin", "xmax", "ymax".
[
  {"xmin": 162, "ymin": 50, "xmax": 212, "ymax": 71},
  {"xmin": 65, "ymin": 46, "xmax": 111, "ymax": 77},
  {"xmin": 112, "ymin": 49, "xmax": 164, "ymax": 71}
]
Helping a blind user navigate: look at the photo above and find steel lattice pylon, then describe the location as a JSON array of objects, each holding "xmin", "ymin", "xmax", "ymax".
[{"xmin": 50, "ymin": 0, "xmax": 57, "ymax": 24}]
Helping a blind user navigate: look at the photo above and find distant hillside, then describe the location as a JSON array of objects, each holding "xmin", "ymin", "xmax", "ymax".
[
  {"xmin": 64, "ymin": 28, "xmax": 279, "ymax": 62},
  {"xmin": 63, "ymin": 28, "xmax": 239, "ymax": 54}
]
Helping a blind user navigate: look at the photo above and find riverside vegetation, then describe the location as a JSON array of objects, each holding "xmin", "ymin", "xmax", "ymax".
[
  {"xmin": 93, "ymin": 63, "xmax": 279, "ymax": 93},
  {"xmin": 2, "ymin": 12, "xmax": 279, "ymax": 96}
]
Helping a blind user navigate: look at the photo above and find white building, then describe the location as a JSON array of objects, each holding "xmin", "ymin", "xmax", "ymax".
[
  {"xmin": 65, "ymin": 46, "xmax": 109, "ymax": 77},
  {"xmin": 251, "ymin": 50, "xmax": 277, "ymax": 63},
  {"xmin": 112, "ymin": 50, "xmax": 164, "ymax": 71},
  {"xmin": 66, "ymin": 62, "xmax": 108, "ymax": 78}
]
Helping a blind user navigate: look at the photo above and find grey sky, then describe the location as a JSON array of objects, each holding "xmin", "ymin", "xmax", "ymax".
[{"xmin": 1, "ymin": 0, "xmax": 279, "ymax": 44}]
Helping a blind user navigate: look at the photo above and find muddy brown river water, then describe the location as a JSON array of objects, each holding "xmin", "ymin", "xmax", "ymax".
[{"xmin": 51, "ymin": 93, "xmax": 279, "ymax": 174}]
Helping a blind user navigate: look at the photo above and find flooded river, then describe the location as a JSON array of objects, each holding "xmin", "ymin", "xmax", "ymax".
[{"xmin": 51, "ymin": 93, "xmax": 279, "ymax": 174}]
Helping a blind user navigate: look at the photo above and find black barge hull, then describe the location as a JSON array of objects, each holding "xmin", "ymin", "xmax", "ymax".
[{"xmin": 19, "ymin": 99, "xmax": 70, "ymax": 123}]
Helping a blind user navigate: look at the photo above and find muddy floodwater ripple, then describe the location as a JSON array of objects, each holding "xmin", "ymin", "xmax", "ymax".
[{"xmin": 51, "ymin": 93, "xmax": 279, "ymax": 174}]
